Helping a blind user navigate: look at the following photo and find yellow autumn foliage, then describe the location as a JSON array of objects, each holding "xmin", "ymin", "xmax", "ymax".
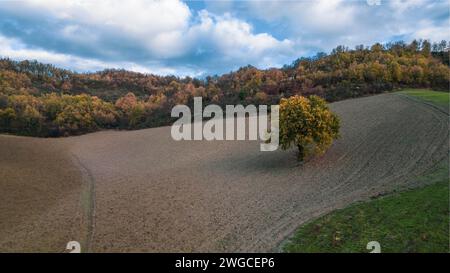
[{"xmin": 279, "ymin": 95, "xmax": 340, "ymax": 160}]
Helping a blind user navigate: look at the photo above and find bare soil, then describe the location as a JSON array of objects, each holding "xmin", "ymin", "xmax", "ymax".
[
  {"xmin": 0, "ymin": 136, "xmax": 85, "ymax": 252},
  {"xmin": 0, "ymin": 93, "xmax": 448, "ymax": 252}
]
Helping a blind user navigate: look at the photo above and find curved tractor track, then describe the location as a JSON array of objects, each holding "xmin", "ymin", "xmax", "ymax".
[{"xmin": 0, "ymin": 93, "xmax": 448, "ymax": 252}]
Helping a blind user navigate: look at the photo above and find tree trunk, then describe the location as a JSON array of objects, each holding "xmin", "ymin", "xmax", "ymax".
[{"xmin": 297, "ymin": 144, "xmax": 305, "ymax": 161}]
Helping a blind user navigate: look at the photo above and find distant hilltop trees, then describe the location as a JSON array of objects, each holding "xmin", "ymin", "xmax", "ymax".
[{"xmin": 0, "ymin": 39, "xmax": 448, "ymax": 137}]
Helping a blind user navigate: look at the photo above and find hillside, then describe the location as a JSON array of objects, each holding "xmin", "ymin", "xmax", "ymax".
[
  {"xmin": 0, "ymin": 40, "xmax": 449, "ymax": 137},
  {"xmin": 0, "ymin": 93, "xmax": 447, "ymax": 252}
]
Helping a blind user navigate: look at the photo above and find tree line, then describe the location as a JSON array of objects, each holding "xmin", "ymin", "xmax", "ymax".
[{"xmin": 0, "ymin": 39, "xmax": 448, "ymax": 137}]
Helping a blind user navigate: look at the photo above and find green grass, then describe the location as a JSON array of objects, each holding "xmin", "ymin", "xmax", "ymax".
[
  {"xmin": 283, "ymin": 91, "xmax": 449, "ymax": 253},
  {"xmin": 283, "ymin": 164, "xmax": 449, "ymax": 253},
  {"xmin": 399, "ymin": 89, "xmax": 449, "ymax": 107}
]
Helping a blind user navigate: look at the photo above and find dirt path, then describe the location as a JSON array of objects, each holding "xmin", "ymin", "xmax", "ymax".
[
  {"xmin": 1, "ymin": 93, "xmax": 448, "ymax": 252},
  {"xmin": 70, "ymin": 152, "xmax": 96, "ymax": 252}
]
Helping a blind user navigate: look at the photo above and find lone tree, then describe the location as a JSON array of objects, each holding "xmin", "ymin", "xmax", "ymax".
[{"xmin": 279, "ymin": 95, "xmax": 340, "ymax": 161}]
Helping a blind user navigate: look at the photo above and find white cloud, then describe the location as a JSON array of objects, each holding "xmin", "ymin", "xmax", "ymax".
[
  {"xmin": 15, "ymin": 0, "xmax": 192, "ymax": 58},
  {"xmin": 412, "ymin": 23, "xmax": 450, "ymax": 42},
  {"xmin": 243, "ymin": 0, "xmax": 449, "ymax": 52},
  {"xmin": 246, "ymin": 0, "xmax": 356, "ymax": 34},
  {"xmin": 0, "ymin": 0, "xmax": 297, "ymax": 74},
  {"xmin": 388, "ymin": 0, "xmax": 429, "ymax": 13},
  {"xmin": 0, "ymin": 35, "xmax": 105, "ymax": 71},
  {"xmin": 187, "ymin": 11, "xmax": 294, "ymax": 66},
  {"xmin": 0, "ymin": 34, "xmax": 205, "ymax": 76},
  {"xmin": 0, "ymin": 0, "xmax": 447, "ymax": 75},
  {"xmin": 296, "ymin": 0, "xmax": 356, "ymax": 33},
  {"xmin": 0, "ymin": 0, "xmax": 295, "ymax": 73},
  {"xmin": 21, "ymin": 0, "xmax": 191, "ymax": 35}
]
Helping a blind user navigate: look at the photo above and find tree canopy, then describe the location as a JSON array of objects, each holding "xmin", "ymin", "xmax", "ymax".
[{"xmin": 279, "ymin": 95, "xmax": 340, "ymax": 161}]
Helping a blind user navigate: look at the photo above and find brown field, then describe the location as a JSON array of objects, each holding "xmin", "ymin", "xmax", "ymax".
[
  {"xmin": 0, "ymin": 93, "xmax": 448, "ymax": 252},
  {"xmin": 0, "ymin": 136, "xmax": 85, "ymax": 252}
]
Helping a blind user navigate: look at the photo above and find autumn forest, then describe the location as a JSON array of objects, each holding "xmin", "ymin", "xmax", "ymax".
[{"xmin": 0, "ymin": 39, "xmax": 448, "ymax": 137}]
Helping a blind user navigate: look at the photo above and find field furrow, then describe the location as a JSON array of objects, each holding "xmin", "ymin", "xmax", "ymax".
[{"xmin": 0, "ymin": 93, "xmax": 448, "ymax": 252}]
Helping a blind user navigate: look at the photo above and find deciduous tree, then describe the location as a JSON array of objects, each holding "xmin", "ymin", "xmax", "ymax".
[{"xmin": 279, "ymin": 95, "xmax": 340, "ymax": 161}]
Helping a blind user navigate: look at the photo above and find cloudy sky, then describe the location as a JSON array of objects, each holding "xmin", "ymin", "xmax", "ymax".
[{"xmin": 0, "ymin": 0, "xmax": 448, "ymax": 76}]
